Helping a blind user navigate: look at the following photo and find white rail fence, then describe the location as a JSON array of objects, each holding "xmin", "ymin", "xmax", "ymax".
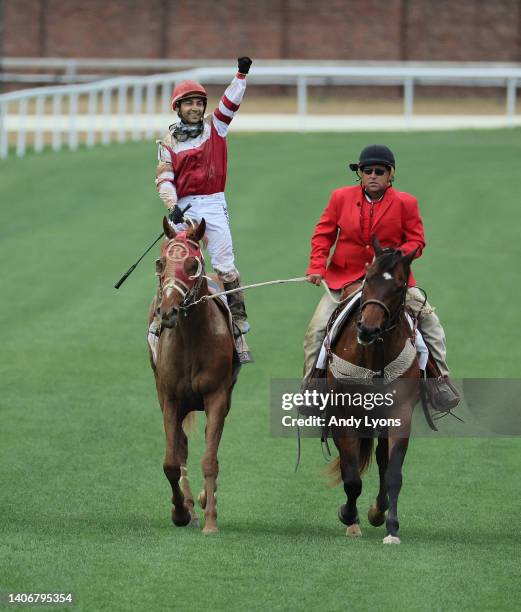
[{"xmin": 0, "ymin": 64, "xmax": 519, "ymax": 158}]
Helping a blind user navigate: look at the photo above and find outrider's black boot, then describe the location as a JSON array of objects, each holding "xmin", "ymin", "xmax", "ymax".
[
  {"xmin": 425, "ymin": 355, "xmax": 460, "ymax": 411},
  {"xmin": 427, "ymin": 376, "xmax": 460, "ymax": 411}
]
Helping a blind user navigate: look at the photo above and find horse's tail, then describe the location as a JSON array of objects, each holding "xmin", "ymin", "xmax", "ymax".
[
  {"xmin": 326, "ymin": 438, "xmax": 374, "ymax": 485},
  {"xmin": 326, "ymin": 457, "xmax": 342, "ymax": 486},
  {"xmin": 359, "ymin": 438, "xmax": 374, "ymax": 474},
  {"xmin": 182, "ymin": 412, "xmax": 197, "ymax": 436}
]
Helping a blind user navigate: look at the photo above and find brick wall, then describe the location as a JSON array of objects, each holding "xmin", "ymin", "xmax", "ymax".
[{"xmin": 3, "ymin": 0, "xmax": 521, "ymax": 61}]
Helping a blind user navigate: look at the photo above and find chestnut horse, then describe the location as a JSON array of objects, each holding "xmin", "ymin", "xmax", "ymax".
[
  {"xmin": 148, "ymin": 217, "xmax": 236, "ymax": 534},
  {"xmin": 327, "ymin": 236, "xmax": 419, "ymax": 544}
]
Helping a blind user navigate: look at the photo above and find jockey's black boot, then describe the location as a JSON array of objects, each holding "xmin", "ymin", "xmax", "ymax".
[
  {"xmin": 425, "ymin": 357, "xmax": 460, "ymax": 411},
  {"xmin": 223, "ymin": 279, "xmax": 250, "ymax": 337}
]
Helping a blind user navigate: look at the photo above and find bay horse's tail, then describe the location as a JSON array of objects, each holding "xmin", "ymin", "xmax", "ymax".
[
  {"xmin": 327, "ymin": 438, "xmax": 374, "ymax": 484},
  {"xmin": 182, "ymin": 412, "xmax": 197, "ymax": 436}
]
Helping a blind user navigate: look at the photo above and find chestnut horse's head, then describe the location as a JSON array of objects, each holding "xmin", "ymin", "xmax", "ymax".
[
  {"xmin": 156, "ymin": 216, "xmax": 206, "ymax": 328},
  {"xmin": 356, "ymin": 235, "xmax": 417, "ymax": 345}
]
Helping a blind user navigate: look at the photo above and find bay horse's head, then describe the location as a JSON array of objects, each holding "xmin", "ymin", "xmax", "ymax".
[
  {"xmin": 356, "ymin": 235, "xmax": 417, "ymax": 345},
  {"xmin": 156, "ymin": 216, "xmax": 206, "ymax": 328}
]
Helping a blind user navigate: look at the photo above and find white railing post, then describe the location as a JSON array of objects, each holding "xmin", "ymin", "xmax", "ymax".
[
  {"xmin": 52, "ymin": 93, "xmax": 62, "ymax": 151},
  {"xmin": 86, "ymin": 91, "xmax": 97, "ymax": 148},
  {"xmin": 0, "ymin": 101, "xmax": 7, "ymax": 158},
  {"xmin": 132, "ymin": 84, "xmax": 143, "ymax": 141},
  {"xmin": 117, "ymin": 84, "xmax": 127, "ymax": 143},
  {"xmin": 145, "ymin": 83, "xmax": 155, "ymax": 139},
  {"xmin": 404, "ymin": 77, "xmax": 414, "ymax": 126},
  {"xmin": 65, "ymin": 59, "xmax": 77, "ymax": 83},
  {"xmin": 102, "ymin": 87, "xmax": 111, "ymax": 145},
  {"xmin": 16, "ymin": 98, "xmax": 28, "ymax": 157},
  {"xmin": 297, "ymin": 76, "xmax": 308, "ymax": 117},
  {"xmin": 34, "ymin": 95, "xmax": 44, "ymax": 152},
  {"xmin": 68, "ymin": 92, "xmax": 78, "ymax": 150},
  {"xmin": 161, "ymin": 80, "xmax": 171, "ymax": 113},
  {"xmin": 506, "ymin": 78, "xmax": 517, "ymax": 126}
]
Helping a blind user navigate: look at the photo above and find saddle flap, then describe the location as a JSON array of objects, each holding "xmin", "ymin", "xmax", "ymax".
[{"xmin": 316, "ymin": 291, "xmax": 362, "ymax": 370}]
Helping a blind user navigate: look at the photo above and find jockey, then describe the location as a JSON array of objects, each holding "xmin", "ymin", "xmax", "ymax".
[
  {"xmin": 303, "ymin": 144, "xmax": 460, "ymax": 411},
  {"xmin": 154, "ymin": 57, "xmax": 252, "ymax": 337}
]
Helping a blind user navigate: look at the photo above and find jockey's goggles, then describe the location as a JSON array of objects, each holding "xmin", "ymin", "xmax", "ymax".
[{"xmin": 361, "ymin": 167, "xmax": 388, "ymax": 176}]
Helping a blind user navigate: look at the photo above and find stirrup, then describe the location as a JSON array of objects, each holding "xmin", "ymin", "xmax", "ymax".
[
  {"xmin": 234, "ymin": 333, "xmax": 254, "ymax": 364},
  {"xmin": 426, "ymin": 375, "xmax": 460, "ymax": 412}
]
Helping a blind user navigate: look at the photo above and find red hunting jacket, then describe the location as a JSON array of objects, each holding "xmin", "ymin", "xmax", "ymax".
[{"xmin": 307, "ymin": 185, "xmax": 426, "ymax": 290}]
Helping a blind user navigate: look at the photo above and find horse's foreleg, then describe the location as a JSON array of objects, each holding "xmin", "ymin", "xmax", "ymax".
[
  {"xmin": 162, "ymin": 400, "xmax": 191, "ymax": 527},
  {"xmin": 383, "ymin": 435, "xmax": 409, "ymax": 544},
  {"xmin": 200, "ymin": 390, "xmax": 227, "ymax": 534},
  {"xmin": 178, "ymin": 429, "xmax": 199, "ymax": 527},
  {"xmin": 335, "ymin": 437, "xmax": 363, "ymax": 537},
  {"xmin": 368, "ymin": 437, "xmax": 389, "ymax": 527}
]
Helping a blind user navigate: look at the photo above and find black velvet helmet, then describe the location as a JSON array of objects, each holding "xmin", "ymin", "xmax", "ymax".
[{"xmin": 349, "ymin": 144, "xmax": 396, "ymax": 171}]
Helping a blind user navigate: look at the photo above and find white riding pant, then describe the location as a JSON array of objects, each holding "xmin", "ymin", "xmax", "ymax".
[{"xmin": 171, "ymin": 192, "xmax": 237, "ymax": 277}]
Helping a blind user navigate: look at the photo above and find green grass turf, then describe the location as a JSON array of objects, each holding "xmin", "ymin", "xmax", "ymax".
[{"xmin": 1, "ymin": 130, "xmax": 521, "ymax": 611}]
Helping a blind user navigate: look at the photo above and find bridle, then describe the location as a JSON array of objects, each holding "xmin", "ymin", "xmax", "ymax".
[
  {"xmin": 357, "ymin": 277, "xmax": 408, "ymax": 338},
  {"xmin": 159, "ymin": 232, "xmax": 207, "ymax": 312}
]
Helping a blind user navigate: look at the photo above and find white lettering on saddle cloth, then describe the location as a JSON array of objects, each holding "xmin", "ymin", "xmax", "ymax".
[{"xmin": 316, "ymin": 291, "xmax": 428, "ymax": 372}]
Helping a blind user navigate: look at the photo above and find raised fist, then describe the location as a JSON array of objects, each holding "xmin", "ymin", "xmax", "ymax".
[{"xmin": 237, "ymin": 57, "xmax": 252, "ymax": 75}]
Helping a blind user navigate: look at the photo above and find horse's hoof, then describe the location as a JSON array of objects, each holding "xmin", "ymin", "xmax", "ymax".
[
  {"xmin": 346, "ymin": 523, "xmax": 362, "ymax": 537},
  {"xmin": 188, "ymin": 516, "xmax": 200, "ymax": 528},
  {"xmin": 383, "ymin": 535, "xmax": 401, "ymax": 545},
  {"xmin": 202, "ymin": 525, "xmax": 219, "ymax": 535},
  {"xmin": 368, "ymin": 504, "xmax": 387, "ymax": 527},
  {"xmin": 171, "ymin": 506, "xmax": 191, "ymax": 527},
  {"xmin": 338, "ymin": 505, "xmax": 358, "ymax": 527}
]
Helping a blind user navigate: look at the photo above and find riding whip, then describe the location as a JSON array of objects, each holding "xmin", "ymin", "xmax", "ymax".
[{"xmin": 113, "ymin": 204, "xmax": 192, "ymax": 289}]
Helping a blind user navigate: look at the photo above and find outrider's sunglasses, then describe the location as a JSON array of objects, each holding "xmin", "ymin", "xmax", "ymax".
[{"xmin": 362, "ymin": 167, "xmax": 388, "ymax": 176}]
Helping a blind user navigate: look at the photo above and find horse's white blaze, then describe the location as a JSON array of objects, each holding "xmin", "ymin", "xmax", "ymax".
[
  {"xmin": 383, "ymin": 272, "xmax": 392, "ymax": 280},
  {"xmin": 163, "ymin": 281, "xmax": 187, "ymax": 299}
]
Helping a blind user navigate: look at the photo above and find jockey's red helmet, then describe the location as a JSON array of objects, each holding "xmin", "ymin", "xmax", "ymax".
[{"xmin": 171, "ymin": 80, "xmax": 208, "ymax": 110}]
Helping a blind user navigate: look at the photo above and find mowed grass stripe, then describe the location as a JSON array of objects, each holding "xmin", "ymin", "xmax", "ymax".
[{"xmin": 1, "ymin": 130, "xmax": 520, "ymax": 611}]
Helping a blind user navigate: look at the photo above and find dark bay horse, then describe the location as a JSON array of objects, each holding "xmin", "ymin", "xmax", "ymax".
[
  {"xmin": 148, "ymin": 217, "xmax": 236, "ymax": 534},
  {"xmin": 327, "ymin": 236, "xmax": 419, "ymax": 544}
]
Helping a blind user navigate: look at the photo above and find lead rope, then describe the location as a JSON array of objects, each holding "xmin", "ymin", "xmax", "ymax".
[{"xmin": 185, "ymin": 276, "xmax": 352, "ymax": 308}]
